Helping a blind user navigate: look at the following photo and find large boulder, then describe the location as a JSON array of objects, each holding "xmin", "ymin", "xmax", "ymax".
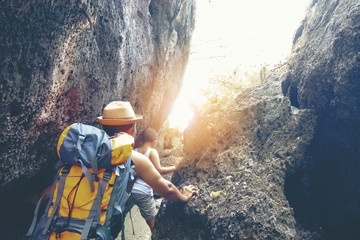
[
  {"xmin": 283, "ymin": 0, "xmax": 360, "ymax": 238},
  {"xmin": 153, "ymin": 70, "xmax": 318, "ymax": 239},
  {"xmin": 0, "ymin": 0, "xmax": 195, "ymax": 239},
  {"xmin": 153, "ymin": 0, "xmax": 360, "ymax": 239}
]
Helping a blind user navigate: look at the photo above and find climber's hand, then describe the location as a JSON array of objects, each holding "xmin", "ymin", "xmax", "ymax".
[{"xmin": 180, "ymin": 185, "xmax": 198, "ymax": 201}]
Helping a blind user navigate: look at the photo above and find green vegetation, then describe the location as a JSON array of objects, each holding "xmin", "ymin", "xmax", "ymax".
[{"xmin": 200, "ymin": 65, "xmax": 269, "ymax": 112}]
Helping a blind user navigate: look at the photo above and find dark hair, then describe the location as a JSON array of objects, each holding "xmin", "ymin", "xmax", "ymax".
[
  {"xmin": 103, "ymin": 124, "xmax": 135, "ymax": 136},
  {"xmin": 142, "ymin": 128, "xmax": 158, "ymax": 143}
]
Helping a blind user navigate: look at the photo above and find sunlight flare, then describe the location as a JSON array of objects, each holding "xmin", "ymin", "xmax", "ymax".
[{"xmin": 168, "ymin": 0, "xmax": 310, "ymax": 129}]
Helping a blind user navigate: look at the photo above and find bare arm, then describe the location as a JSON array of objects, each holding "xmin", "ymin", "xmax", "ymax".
[
  {"xmin": 131, "ymin": 151, "xmax": 197, "ymax": 202},
  {"xmin": 148, "ymin": 148, "xmax": 176, "ymax": 175}
]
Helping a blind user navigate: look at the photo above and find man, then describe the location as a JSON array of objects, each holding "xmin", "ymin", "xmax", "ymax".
[
  {"xmin": 97, "ymin": 101, "xmax": 198, "ymax": 236},
  {"xmin": 126, "ymin": 128, "xmax": 179, "ymax": 230}
]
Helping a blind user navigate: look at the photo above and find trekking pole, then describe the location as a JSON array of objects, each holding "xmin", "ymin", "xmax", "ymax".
[{"xmin": 129, "ymin": 209, "xmax": 135, "ymax": 235}]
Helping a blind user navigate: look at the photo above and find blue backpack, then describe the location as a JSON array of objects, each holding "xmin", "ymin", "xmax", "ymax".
[{"xmin": 25, "ymin": 123, "xmax": 136, "ymax": 240}]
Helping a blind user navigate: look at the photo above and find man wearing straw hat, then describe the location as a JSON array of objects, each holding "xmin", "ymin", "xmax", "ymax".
[{"xmin": 98, "ymin": 101, "xmax": 198, "ymax": 236}]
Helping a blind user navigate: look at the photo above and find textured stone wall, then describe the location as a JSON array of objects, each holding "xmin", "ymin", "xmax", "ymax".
[
  {"xmin": 154, "ymin": 69, "xmax": 318, "ymax": 239},
  {"xmin": 153, "ymin": 0, "xmax": 360, "ymax": 239},
  {"xmin": 283, "ymin": 0, "xmax": 360, "ymax": 238},
  {"xmin": 0, "ymin": 0, "xmax": 195, "ymax": 238}
]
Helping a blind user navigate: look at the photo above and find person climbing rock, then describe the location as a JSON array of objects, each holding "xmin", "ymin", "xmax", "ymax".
[
  {"xmin": 125, "ymin": 128, "xmax": 180, "ymax": 230},
  {"xmin": 98, "ymin": 101, "xmax": 198, "ymax": 238}
]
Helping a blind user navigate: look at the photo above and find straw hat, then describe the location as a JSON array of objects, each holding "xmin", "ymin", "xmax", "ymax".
[{"xmin": 98, "ymin": 101, "xmax": 143, "ymax": 125}]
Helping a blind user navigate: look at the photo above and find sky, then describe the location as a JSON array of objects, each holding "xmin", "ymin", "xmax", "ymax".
[{"xmin": 168, "ymin": 0, "xmax": 311, "ymax": 129}]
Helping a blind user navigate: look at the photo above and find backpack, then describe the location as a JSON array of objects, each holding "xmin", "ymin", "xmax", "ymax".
[{"xmin": 24, "ymin": 123, "xmax": 136, "ymax": 240}]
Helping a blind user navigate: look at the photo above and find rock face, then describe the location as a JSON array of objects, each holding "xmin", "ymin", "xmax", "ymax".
[
  {"xmin": 283, "ymin": 0, "xmax": 360, "ymax": 239},
  {"xmin": 154, "ymin": 71, "xmax": 318, "ymax": 239},
  {"xmin": 153, "ymin": 0, "xmax": 360, "ymax": 239},
  {"xmin": 0, "ymin": 0, "xmax": 195, "ymax": 239}
]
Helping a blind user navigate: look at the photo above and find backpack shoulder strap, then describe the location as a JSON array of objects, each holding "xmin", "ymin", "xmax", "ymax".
[
  {"xmin": 80, "ymin": 169, "xmax": 112, "ymax": 239},
  {"xmin": 42, "ymin": 166, "xmax": 71, "ymax": 235},
  {"xmin": 25, "ymin": 165, "xmax": 62, "ymax": 238},
  {"xmin": 25, "ymin": 194, "xmax": 46, "ymax": 238},
  {"xmin": 126, "ymin": 159, "xmax": 137, "ymax": 193},
  {"xmin": 104, "ymin": 155, "xmax": 133, "ymax": 227}
]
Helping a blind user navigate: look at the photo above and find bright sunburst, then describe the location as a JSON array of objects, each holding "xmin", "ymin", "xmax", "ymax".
[{"xmin": 168, "ymin": 0, "xmax": 310, "ymax": 130}]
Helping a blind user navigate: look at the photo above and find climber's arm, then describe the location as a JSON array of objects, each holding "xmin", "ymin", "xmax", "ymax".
[
  {"xmin": 131, "ymin": 151, "xmax": 197, "ymax": 202},
  {"xmin": 148, "ymin": 148, "xmax": 176, "ymax": 175}
]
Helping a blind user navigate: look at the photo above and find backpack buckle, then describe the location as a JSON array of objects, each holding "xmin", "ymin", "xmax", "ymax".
[
  {"xmin": 93, "ymin": 173, "xmax": 99, "ymax": 182},
  {"xmin": 61, "ymin": 165, "xmax": 71, "ymax": 174}
]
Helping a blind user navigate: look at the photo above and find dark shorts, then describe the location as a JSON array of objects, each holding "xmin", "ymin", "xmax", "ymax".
[{"xmin": 125, "ymin": 193, "xmax": 157, "ymax": 221}]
